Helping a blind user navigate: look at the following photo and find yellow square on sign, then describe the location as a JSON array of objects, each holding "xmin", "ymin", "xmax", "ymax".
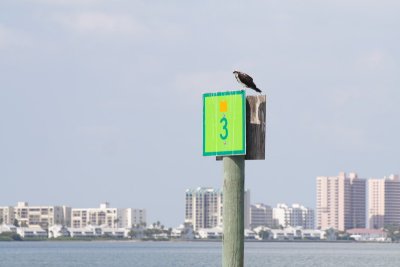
[{"xmin": 220, "ymin": 100, "xmax": 228, "ymax": 112}]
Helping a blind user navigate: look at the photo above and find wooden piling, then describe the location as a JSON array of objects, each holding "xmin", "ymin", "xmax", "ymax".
[{"xmin": 222, "ymin": 155, "xmax": 245, "ymax": 267}]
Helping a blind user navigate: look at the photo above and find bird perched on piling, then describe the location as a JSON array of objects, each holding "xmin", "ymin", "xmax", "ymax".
[{"xmin": 233, "ymin": 70, "xmax": 262, "ymax": 93}]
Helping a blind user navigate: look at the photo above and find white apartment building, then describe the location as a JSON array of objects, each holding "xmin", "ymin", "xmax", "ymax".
[
  {"xmin": 316, "ymin": 172, "xmax": 366, "ymax": 231},
  {"xmin": 250, "ymin": 203, "xmax": 273, "ymax": 229},
  {"xmin": 13, "ymin": 202, "xmax": 70, "ymax": 229},
  {"xmin": 272, "ymin": 203, "xmax": 314, "ymax": 229},
  {"xmin": 118, "ymin": 207, "xmax": 146, "ymax": 228},
  {"xmin": 369, "ymin": 174, "xmax": 400, "ymax": 229},
  {"xmin": 273, "ymin": 203, "xmax": 291, "ymax": 228},
  {"xmin": 63, "ymin": 206, "xmax": 72, "ymax": 227},
  {"xmin": 185, "ymin": 187, "xmax": 250, "ymax": 231},
  {"xmin": 185, "ymin": 188, "xmax": 223, "ymax": 231},
  {"xmin": 0, "ymin": 206, "xmax": 14, "ymax": 225},
  {"xmin": 291, "ymin": 203, "xmax": 315, "ymax": 229},
  {"xmin": 71, "ymin": 203, "xmax": 146, "ymax": 229},
  {"xmin": 369, "ymin": 178, "xmax": 385, "ymax": 229}
]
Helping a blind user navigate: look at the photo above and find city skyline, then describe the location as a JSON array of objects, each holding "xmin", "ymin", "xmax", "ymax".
[
  {"xmin": 0, "ymin": 201, "xmax": 146, "ymax": 229},
  {"xmin": 2, "ymin": 171, "xmax": 399, "ymax": 230},
  {"xmin": 1, "ymin": 1, "xmax": 400, "ymax": 227}
]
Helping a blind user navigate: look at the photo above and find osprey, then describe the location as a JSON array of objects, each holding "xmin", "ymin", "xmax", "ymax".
[{"xmin": 233, "ymin": 71, "xmax": 262, "ymax": 93}]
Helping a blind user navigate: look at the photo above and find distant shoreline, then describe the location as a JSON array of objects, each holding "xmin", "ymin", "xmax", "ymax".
[{"xmin": 0, "ymin": 238, "xmax": 395, "ymax": 244}]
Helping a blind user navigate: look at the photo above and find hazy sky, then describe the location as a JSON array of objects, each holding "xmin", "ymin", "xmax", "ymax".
[{"xmin": 1, "ymin": 0, "xmax": 399, "ymax": 227}]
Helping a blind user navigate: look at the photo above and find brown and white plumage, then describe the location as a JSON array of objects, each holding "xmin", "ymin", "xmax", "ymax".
[{"xmin": 233, "ymin": 71, "xmax": 262, "ymax": 93}]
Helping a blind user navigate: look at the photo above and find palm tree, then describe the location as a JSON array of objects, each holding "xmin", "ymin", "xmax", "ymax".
[
  {"xmin": 128, "ymin": 229, "xmax": 136, "ymax": 239},
  {"xmin": 167, "ymin": 228, "xmax": 173, "ymax": 238}
]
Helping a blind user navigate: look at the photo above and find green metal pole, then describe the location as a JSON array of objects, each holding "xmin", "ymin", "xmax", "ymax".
[{"xmin": 222, "ymin": 155, "xmax": 245, "ymax": 267}]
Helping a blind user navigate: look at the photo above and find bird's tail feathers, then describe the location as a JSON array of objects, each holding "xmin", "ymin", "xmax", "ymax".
[{"xmin": 255, "ymin": 87, "xmax": 262, "ymax": 93}]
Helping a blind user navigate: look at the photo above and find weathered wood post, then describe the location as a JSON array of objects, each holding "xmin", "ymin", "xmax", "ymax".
[
  {"xmin": 223, "ymin": 155, "xmax": 245, "ymax": 267},
  {"xmin": 222, "ymin": 95, "xmax": 266, "ymax": 267},
  {"xmin": 245, "ymin": 95, "xmax": 266, "ymax": 160},
  {"xmin": 203, "ymin": 91, "xmax": 266, "ymax": 267}
]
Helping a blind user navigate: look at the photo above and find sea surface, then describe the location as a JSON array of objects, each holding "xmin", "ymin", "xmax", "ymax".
[{"xmin": 0, "ymin": 241, "xmax": 400, "ymax": 267}]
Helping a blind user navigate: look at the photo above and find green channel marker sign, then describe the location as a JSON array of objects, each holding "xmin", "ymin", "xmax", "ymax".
[{"xmin": 203, "ymin": 90, "xmax": 246, "ymax": 156}]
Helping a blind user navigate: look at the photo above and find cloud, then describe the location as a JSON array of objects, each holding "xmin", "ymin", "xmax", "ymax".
[
  {"xmin": 0, "ymin": 25, "xmax": 31, "ymax": 49},
  {"xmin": 312, "ymin": 121, "xmax": 369, "ymax": 150},
  {"xmin": 174, "ymin": 71, "xmax": 236, "ymax": 101},
  {"xmin": 329, "ymin": 86, "xmax": 363, "ymax": 108},
  {"xmin": 76, "ymin": 125, "xmax": 121, "ymax": 138},
  {"xmin": 365, "ymin": 51, "xmax": 385, "ymax": 69},
  {"xmin": 56, "ymin": 12, "xmax": 147, "ymax": 35},
  {"xmin": 357, "ymin": 50, "xmax": 386, "ymax": 70},
  {"xmin": 25, "ymin": 0, "xmax": 104, "ymax": 5}
]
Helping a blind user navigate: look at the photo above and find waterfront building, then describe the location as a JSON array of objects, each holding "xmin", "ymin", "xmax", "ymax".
[
  {"xmin": 316, "ymin": 172, "xmax": 366, "ymax": 231},
  {"xmin": 16, "ymin": 226, "xmax": 47, "ymax": 238},
  {"xmin": 270, "ymin": 228, "xmax": 295, "ymax": 240},
  {"xmin": 118, "ymin": 207, "xmax": 146, "ymax": 228},
  {"xmin": 185, "ymin": 188, "xmax": 223, "ymax": 231},
  {"xmin": 250, "ymin": 203, "xmax": 273, "ymax": 229},
  {"xmin": 71, "ymin": 203, "xmax": 146, "ymax": 229},
  {"xmin": 290, "ymin": 204, "xmax": 315, "ymax": 229},
  {"xmin": 0, "ymin": 206, "xmax": 14, "ymax": 225},
  {"xmin": 197, "ymin": 226, "xmax": 223, "ymax": 239},
  {"xmin": 170, "ymin": 224, "xmax": 195, "ymax": 239},
  {"xmin": 68, "ymin": 225, "xmax": 100, "ymax": 238},
  {"xmin": 48, "ymin": 225, "xmax": 70, "ymax": 238},
  {"xmin": 62, "ymin": 206, "xmax": 72, "ymax": 227},
  {"xmin": 350, "ymin": 174, "xmax": 367, "ymax": 229},
  {"xmin": 13, "ymin": 202, "xmax": 70, "ymax": 229},
  {"xmin": 346, "ymin": 228, "xmax": 388, "ymax": 242},
  {"xmin": 185, "ymin": 187, "xmax": 250, "ymax": 231},
  {"xmin": 300, "ymin": 229, "xmax": 325, "ymax": 240},
  {"xmin": 100, "ymin": 227, "xmax": 128, "ymax": 238},
  {"xmin": 0, "ymin": 224, "xmax": 17, "ymax": 233},
  {"xmin": 369, "ymin": 174, "xmax": 400, "ymax": 229},
  {"xmin": 244, "ymin": 229, "xmax": 257, "ymax": 239},
  {"xmin": 71, "ymin": 203, "xmax": 115, "ymax": 228},
  {"xmin": 273, "ymin": 203, "xmax": 290, "ymax": 228},
  {"xmin": 67, "ymin": 225, "xmax": 130, "ymax": 238},
  {"xmin": 272, "ymin": 203, "xmax": 314, "ymax": 229},
  {"xmin": 383, "ymin": 175, "xmax": 400, "ymax": 227}
]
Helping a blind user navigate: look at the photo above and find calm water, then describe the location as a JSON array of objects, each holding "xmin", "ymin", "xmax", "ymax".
[{"xmin": 0, "ymin": 241, "xmax": 400, "ymax": 267}]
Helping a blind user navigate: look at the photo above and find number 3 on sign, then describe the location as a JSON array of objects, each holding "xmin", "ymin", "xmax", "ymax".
[{"xmin": 220, "ymin": 116, "xmax": 228, "ymax": 140}]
